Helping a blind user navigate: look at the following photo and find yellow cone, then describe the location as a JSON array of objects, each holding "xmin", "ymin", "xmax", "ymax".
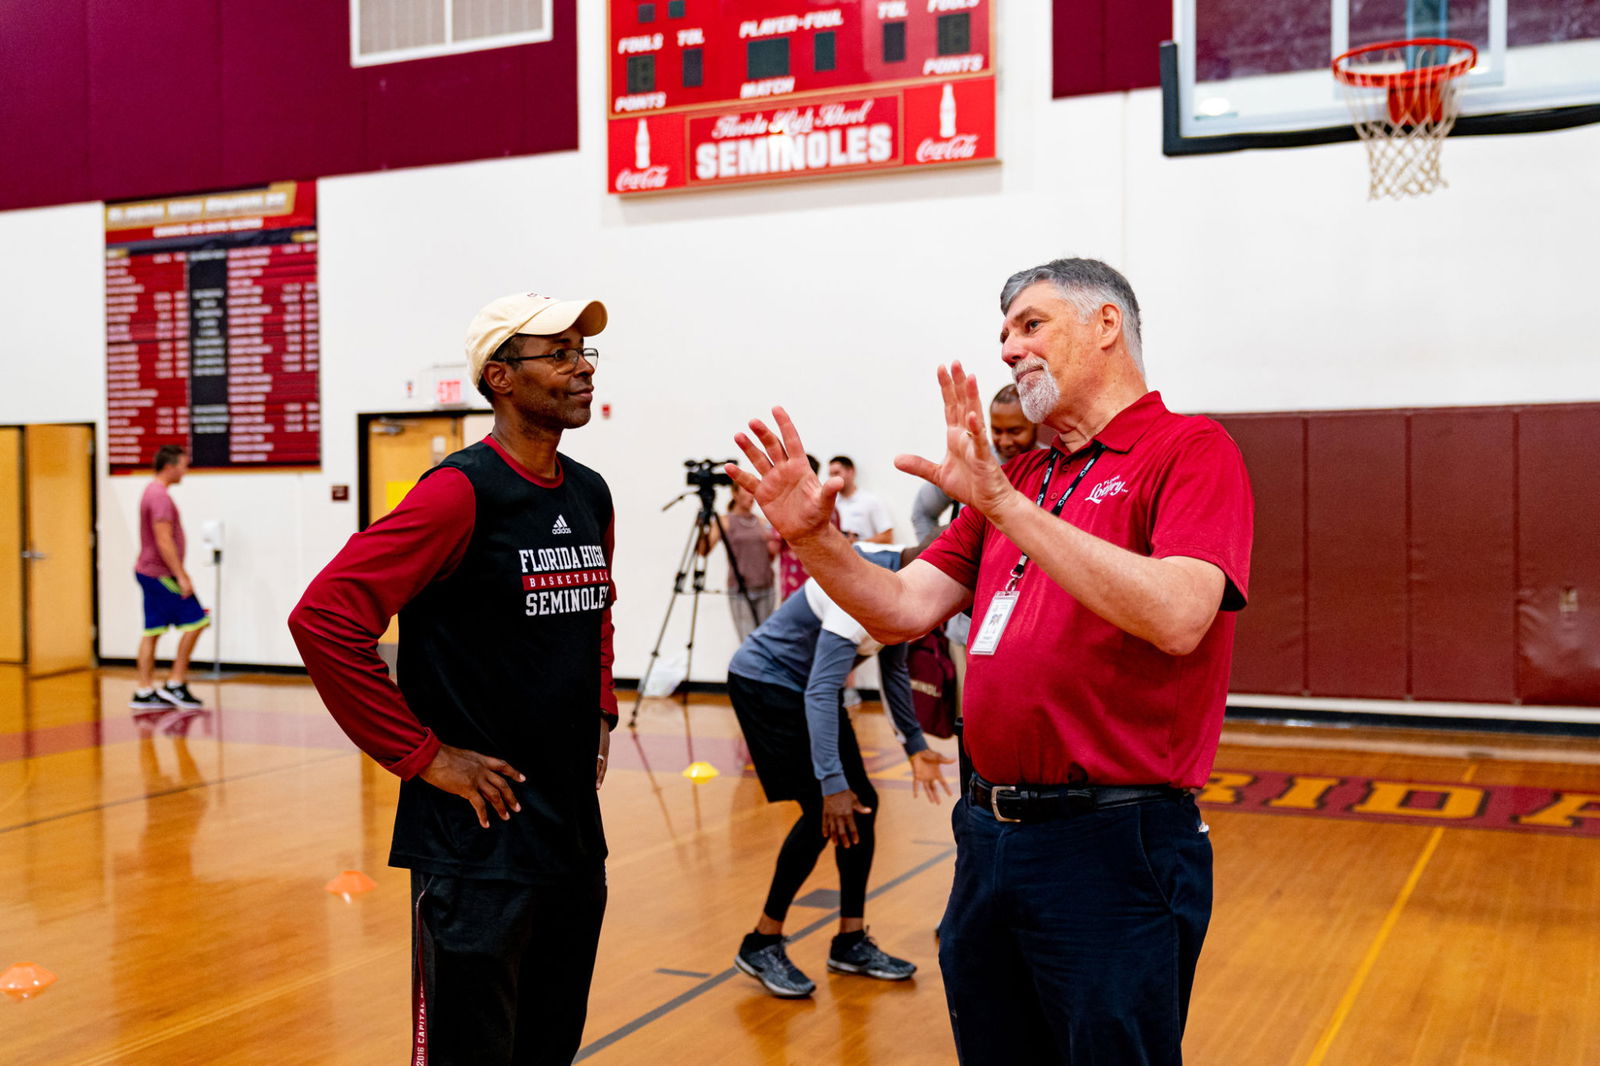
[{"xmin": 682, "ymin": 761, "xmax": 719, "ymax": 783}]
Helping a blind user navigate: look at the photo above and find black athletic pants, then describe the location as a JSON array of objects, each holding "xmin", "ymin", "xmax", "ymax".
[
  {"xmin": 411, "ymin": 870, "xmax": 607, "ymax": 1066},
  {"xmin": 727, "ymin": 673, "xmax": 881, "ymax": 923},
  {"xmin": 762, "ymin": 729, "xmax": 879, "ymax": 922}
]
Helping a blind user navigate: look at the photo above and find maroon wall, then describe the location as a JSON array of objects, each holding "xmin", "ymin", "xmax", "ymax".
[
  {"xmin": 1217, "ymin": 404, "xmax": 1599, "ymax": 707},
  {"xmin": 1222, "ymin": 416, "xmax": 1305, "ymax": 695},
  {"xmin": 1052, "ymin": 0, "xmax": 1169, "ymax": 97},
  {"xmin": 1410, "ymin": 408, "xmax": 1517, "ymax": 702},
  {"xmin": 0, "ymin": 0, "xmax": 579, "ymax": 211},
  {"xmin": 1305, "ymin": 413, "xmax": 1410, "ymax": 698},
  {"xmin": 1517, "ymin": 406, "xmax": 1600, "ymax": 705}
]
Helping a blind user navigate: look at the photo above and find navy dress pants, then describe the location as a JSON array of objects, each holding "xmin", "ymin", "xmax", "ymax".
[{"xmin": 938, "ymin": 794, "xmax": 1212, "ymax": 1065}]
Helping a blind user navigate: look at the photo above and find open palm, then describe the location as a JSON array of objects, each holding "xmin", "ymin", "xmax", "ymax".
[
  {"xmin": 895, "ymin": 362, "xmax": 1016, "ymax": 518},
  {"xmin": 727, "ymin": 407, "xmax": 842, "ymax": 544}
]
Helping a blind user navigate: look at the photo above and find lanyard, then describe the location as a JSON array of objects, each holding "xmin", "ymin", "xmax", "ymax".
[{"xmin": 1003, "ymin": 442, "xmax": 1104, "ymax": 591}]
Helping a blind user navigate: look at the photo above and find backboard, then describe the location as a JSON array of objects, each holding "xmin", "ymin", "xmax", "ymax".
[{"xmin": 1163, "ymin": 0, "xmax": 1600, "ymax": 154}]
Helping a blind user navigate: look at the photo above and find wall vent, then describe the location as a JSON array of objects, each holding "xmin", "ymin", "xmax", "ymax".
[{"xmin": 352, "ymin": 0, "xmax": 553, "ymax": 67}]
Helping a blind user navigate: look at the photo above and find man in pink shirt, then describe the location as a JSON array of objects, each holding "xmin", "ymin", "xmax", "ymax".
[
  {"xmin": 731, "ymin": 259, "xmax": 1253, "ymax": 1065},
  {"xmin": 131, "ymin": 445, "xmax": 208, "ymax": 714}
]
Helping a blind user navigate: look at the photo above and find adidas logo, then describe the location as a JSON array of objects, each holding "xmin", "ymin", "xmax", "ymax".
[{"xmin": 552, "ymin": 515, "xmax": 572, "ymax": 535}]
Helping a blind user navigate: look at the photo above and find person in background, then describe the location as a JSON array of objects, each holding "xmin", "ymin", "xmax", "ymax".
[
  {"xmin": 727, "ymin": 544, "xmax": 956, "ymax": 998},
  {"xmin": 130, "ymin": 444, "xmax": 209, "ymax": 714},
  {"xmin": 289, "ymin": 289, "xmax": 616, "ymax": 1066},
  {"xmin": 776, "ymin": 454, "xmax": 839, "ymax": 601},
  {"xmin": 697, "ymin": 480, "xmax": 779, "ymax": 642},
  {"xmin": 829, "ymin": 456, "xmax": 895, "ymax": 544}
]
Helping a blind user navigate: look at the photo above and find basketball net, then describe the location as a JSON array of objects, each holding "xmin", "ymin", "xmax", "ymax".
[{"xmin": 1333, "ymin": 39, "xmax": 1477, "ymax": 200}]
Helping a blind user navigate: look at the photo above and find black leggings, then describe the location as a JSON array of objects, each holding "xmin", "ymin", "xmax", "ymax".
[{"xmin": 763, "ymin": 778, "xmax": 880, "ymax": 922}]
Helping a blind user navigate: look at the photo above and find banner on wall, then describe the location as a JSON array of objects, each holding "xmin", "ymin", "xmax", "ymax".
[
  {"xmin": 606, "ymin": 1, "xmax": 996, "ymax": 194},
  {"xmin": 104, "ymin": 181, "xmax": 320, "ymax": 474}
]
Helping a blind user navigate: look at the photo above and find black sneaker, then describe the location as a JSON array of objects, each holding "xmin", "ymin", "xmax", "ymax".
[
  {"xmin": 157, "ymin": 682, "xmax": 204, "ymax": 709},
  {"xmin": 130, "ymin": 689, "xmax": 167, "ymax": 712},
  {"xmin": 827, "ymin": 932, "xmax": 916, "ymax": 981},
  {"xmin": 734, "ymin": 938, "xmax": 816, "ymax": 998}
]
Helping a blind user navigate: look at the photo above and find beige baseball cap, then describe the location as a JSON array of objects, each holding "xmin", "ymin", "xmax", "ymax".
[{"xmin": 465, "ymin": 291, "xmax": 608, "ymax": 385}]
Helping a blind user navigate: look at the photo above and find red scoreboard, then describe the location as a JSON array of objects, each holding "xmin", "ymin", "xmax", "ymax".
[
  {"xmin": 607, "ymin": 1, "xmax": 996, "ymax": 193},
  {"xmin": 105, "ymin": 182, "xmax": 320, "ymax": 474}
]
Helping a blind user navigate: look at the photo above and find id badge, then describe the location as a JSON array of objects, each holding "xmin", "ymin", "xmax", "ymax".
[{"xmin": 968, "ymin": 590, "xmax": 1018, "ymax": 656}]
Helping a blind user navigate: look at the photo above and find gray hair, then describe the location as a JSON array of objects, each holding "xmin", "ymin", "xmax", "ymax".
[{"xmin": 1000, "ymin": 258, "xmax": 1144, "ymax": 375}]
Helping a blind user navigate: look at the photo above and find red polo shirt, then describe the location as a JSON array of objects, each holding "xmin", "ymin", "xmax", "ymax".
[{"xmin": 920, "ymin": 392, "xmax": 1253, "ymax": 789}]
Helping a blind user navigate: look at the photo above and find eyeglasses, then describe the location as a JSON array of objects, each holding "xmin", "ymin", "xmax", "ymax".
[{"xmin": 495, "ymin": 347, "xmax": 599, "ymax": 372}]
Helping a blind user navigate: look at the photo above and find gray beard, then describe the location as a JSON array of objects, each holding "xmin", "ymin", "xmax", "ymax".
[{"xmin": 1018, "ymin": 371, "xmax": 1059, "ymax": 424}]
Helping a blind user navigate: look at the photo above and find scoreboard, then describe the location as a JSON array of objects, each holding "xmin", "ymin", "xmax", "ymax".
[
  {"xmin": 105, "ymin": 182, "xmax": 320, "ymax": 474},
  {"xmin": 606, "ymin": 1, "xmax": 995, "ymax": 193}
]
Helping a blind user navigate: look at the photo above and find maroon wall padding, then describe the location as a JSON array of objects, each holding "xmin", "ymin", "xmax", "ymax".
[
  {"xmin": 1052, "ymin": 0, "xmax": 1108, "ymax": 97},
  {"xmin": 0, "ymin": 0, "xmax": 580, "ymax": 210},
  {"xmin": 1214, "ymin": 402, "xmax": 1599, "ymax": 707},
  {"xmin": 0, "ymin": 0, "xmax": 92, "ymax": 208},
  {"xmin": 367, "ymin": 51, "xmax": 542, "ymax": 172},
  {"xmin": 1052, "ymin": 0, "xmax": 1169, "ymax": 98},
  {"xmin": 1102, "ymin": 0, "xmax": 1173, "ymax": 92},
  {"xmin": 86, "ymin": 0, "xmax": 226, "ymax": 205},
  {"xmin": 1217, "ymin": 415, "xmax": 1305, "ymax": 695},
  {"xmin": 1305, "ymin": 413, "xmax": 1409, "ymax": 698},
  {"xmin": 218, "ymin": 2, "xmax": 366, "ymax": 189},
  {"xmin": 1409, "ymin": 408, "xmax": 1518, "ymax": 702},
  {"xmin": 1516, "ymin": 406, "xmax": 1600, "ymax": 705}
]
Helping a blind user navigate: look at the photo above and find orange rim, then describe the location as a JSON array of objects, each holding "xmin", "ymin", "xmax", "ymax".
[{"xmin": 1331, "ymin": 38, "xmax": 1478, "ymax": 90}]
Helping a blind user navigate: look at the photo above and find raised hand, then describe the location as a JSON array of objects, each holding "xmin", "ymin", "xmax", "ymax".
[
  {"xmin": 894, "ymin": 362, "xmax": 1018, "ymax": 520},
  {"xmin": 728, "ymin": 407, "xmax": 843, "ymax": 545}
]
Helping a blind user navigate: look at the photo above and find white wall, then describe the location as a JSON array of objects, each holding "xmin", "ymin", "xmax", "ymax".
[{"xmin": 1, "ymin": 2, "xmax": 1597, "ymax": 678}]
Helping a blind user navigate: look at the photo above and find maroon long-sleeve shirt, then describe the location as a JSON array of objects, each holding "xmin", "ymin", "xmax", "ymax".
[{"xmin": 288, "ymin": 437, "xmax": 617, "ymax": 780}]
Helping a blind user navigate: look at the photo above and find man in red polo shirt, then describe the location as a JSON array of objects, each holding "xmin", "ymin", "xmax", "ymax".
[{"xmin": 728, "ymin": 258, "xmax": 1252, "ymax": 1066}]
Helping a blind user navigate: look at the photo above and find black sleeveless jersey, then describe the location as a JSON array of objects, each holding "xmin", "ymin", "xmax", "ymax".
[{"xmin": 390, "ymin": 440, "xmax": 614, "ymax": 883}]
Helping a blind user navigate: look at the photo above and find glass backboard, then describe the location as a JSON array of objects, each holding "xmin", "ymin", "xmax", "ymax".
[{"xmin": 1164, "ymin": 0, "xmax": 1600, "ymax": 153}]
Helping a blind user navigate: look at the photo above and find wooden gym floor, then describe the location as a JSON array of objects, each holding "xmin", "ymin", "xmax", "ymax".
[{"xmin": 4, "ymin": 666, "xmax": 1599, "ymax": 1064}]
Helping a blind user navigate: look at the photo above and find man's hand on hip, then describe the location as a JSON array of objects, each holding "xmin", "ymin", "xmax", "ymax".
[
  {"xmin": 821, "ymin": 788, "xmax": 873, "ymax": 848},
  {"xmin": 895, "ymin": 362, "xmax": 1021, "ymax": 520},
  {"xmin": 729, "ymin": 407, "xmax": 843, "ymax": 546},
  {"xmin": 419, "ymin": 743, "xmax": 525, "ymax": 829}
]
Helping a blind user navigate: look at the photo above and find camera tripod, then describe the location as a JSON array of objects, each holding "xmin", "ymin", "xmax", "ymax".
[{"xmin": 627, "ymin": 478, "xmax": 763, "ymax": 730}]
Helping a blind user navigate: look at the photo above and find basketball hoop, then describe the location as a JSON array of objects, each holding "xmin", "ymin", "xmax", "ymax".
[{"xmin": 1332, "ymin": 38, "xmax": 1477, "ymax": 199}]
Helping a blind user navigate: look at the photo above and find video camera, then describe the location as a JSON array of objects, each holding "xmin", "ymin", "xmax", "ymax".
[
  {"xmin": 684, "ymin": 458, "xmax": 736, "ymax": 491},
  {"xmin": 683, "ymin": 458, "xmax": 738, "ymax": 516}
]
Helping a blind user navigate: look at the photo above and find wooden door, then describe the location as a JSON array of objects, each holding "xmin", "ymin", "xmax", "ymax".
[
  {"xmin": 363, "ymin": 416, "xmax": 464, "ymax": 528},
  {"xmin": 0, "ymin": 428, "xmax": 22, "ymax": 663},
  {"xmin": 363, "ymin": 416, "xmax": 463, "ymax": 644},
  {"xmin": 24, "ymin": 424, "xmax": 95, "ymax": 675}
]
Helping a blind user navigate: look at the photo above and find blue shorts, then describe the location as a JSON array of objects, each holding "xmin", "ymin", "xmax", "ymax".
[{"xmin": 137, "ymin": 573, "xmax": 209, "ymax": 636}]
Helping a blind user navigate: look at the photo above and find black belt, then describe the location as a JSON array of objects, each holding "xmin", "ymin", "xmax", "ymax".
[{"xmin": 968, "ymin": 774, "xmax": 1185, "ymax": 824}]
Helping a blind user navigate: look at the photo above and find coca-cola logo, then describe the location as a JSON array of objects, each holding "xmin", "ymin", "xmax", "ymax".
[
  {"xmin": 614, "ymin": 166, "xmax": 671, "ymax": 192},
  {"xmin": 915, "ymin": 134, "xmax": 980, "ymax": 163}
]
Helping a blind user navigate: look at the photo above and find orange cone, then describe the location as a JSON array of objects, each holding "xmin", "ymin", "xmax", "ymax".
[
  {"xmin": 324, "ymin": 870, "xmax": 378, "ymax": 899},
  {"xmin": 1, "ymin": 962, "xmax": 58, "ymax": 1000}
]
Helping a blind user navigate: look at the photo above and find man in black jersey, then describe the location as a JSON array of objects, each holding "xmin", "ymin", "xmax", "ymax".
[{"xmin": 290, "ymin": 290, "xmax": 618, "ymax": 1066}]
